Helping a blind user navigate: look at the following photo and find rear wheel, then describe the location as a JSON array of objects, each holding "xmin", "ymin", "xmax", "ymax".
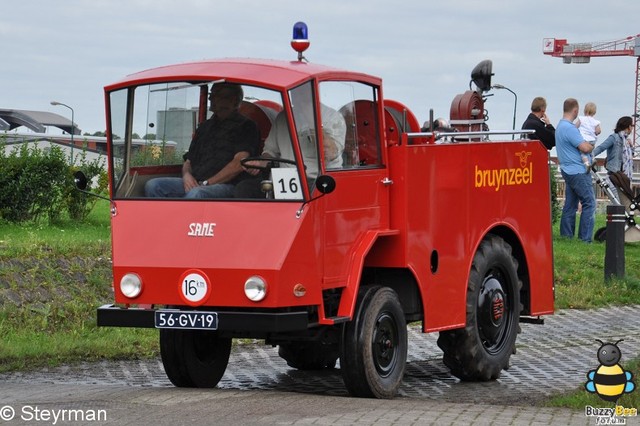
[
  {"xmin": 340, "ymin": 286, "xmax": 407, "ymax": 398},
  {"xmin": 437, "ymin": 235, "xmax": 522, "ymax": 381},
  {"xmin": 160, "ymin": 329, "xmax": 232, "ymax": 388}
]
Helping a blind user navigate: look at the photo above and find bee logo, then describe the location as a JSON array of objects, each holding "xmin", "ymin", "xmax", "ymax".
[
  {"xmin": 515, "ymin": 151, "xmax": 531, "ymax": 168},
  {"xmin": 585, "ymin": 339, "xmax": 635, "ymax": 402}
]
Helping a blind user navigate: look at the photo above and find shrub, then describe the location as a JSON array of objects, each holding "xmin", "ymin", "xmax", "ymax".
[
  {"xmin": 549, "ymin": 164, "xmax": 560, "ymax": 224},
  {"xmin": 0, "ymin": 137, "xmax": 107, "ymax": 223},
  {"xmin": 0, "ymin": 141, "xmax": 68, "ymax": 223},
  {"xmin": 67, "ymin": 147, "xmax": 108, "ymax": 221}
]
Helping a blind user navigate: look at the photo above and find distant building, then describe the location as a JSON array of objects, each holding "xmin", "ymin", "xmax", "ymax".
[
  {"xmin": 0, "ymin": 108, "xmax": 103, "ymax": 166},
  {"xmin": 0, "ymin": 108, "xmax": 80, "ymax": 135},
  {"xmin": 1, "ymin": 108, "xmax": 176, "ymax": 168},
  {"xmin": 156, "ymin": 107, "xmax": 198, "ymax": 153},
  {"xmin": 1, "ymin": 132, "xmax": 107, "ymax": 167}
]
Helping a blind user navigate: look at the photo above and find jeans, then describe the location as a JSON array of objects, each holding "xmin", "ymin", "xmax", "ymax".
[
  {"xmin": 560, "ymin": 170, "xmax": 596, "ymax": 242},
  {"xmin": 145, "ymin": 177, "xmax": 235, "ymax": 199}
]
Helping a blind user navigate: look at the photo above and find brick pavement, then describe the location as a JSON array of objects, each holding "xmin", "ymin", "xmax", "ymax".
[{"xmin": 1, "ymin": 305, "xmax": 639, "ymax": 425}]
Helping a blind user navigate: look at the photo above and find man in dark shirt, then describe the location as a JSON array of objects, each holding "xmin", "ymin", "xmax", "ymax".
[
  {"xmin": 145, "ymin": 83, "xmax": 260, "ymax": 198},
  {"xmin": 521, "ymin": 97, "xmax": 556, "ymax": 150}
]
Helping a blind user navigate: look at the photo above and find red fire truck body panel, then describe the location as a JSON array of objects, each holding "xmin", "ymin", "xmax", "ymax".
[
  {"xmin": 105, "ymin": 58, "xmax": 381, "ymax": 96},
  {"xmin": 365, "ymin": 140, "xmax": 554, "ymax": 331},
  {"xmin": 111, "ymin": 201, "xmax": 327, "ymax": 308}
]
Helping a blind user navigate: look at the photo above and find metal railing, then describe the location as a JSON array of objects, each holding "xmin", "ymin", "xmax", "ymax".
[{"xmin": 403, "ymin": 129, "xmax": 535, "ymax": 144}]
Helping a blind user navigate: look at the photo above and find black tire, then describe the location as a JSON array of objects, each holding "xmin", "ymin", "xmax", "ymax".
[
  {"xmin": 160, "ymin": 328, "xmax": 193, "ymax": 387},
  {"xmin": 278, "ymin": 341, "xmax": 339, "ymax": 370},
  {"xmin": 437, "ymin": 235, "xmax": 522, "ymax": 381},
  {"xmin": 594, "ymin": 227, "xmax": 607, "ymax": 242},
  {"xmin": 160, "ymin": 329, "xmax": 232, "ymax": 388},
  {"xmin": 340, "ymin": 286, "xmax": 408, "ymax": 398}
]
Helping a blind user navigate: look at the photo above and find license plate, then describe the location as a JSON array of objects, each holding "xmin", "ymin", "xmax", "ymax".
[{"xmin": 154, "ymin": 310, "xmax": 218, "ymax": 330}]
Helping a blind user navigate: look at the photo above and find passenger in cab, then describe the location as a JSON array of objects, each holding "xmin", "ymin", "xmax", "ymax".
[
  {"xmin": 145, "ymin": 83, "xmax": 260, "ymax": 198},
  {"xmin": 236, "ymin": 85, "xmax": 345, "ymax": 198}
]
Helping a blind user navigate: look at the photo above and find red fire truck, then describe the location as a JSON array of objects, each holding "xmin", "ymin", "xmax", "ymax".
[{"xmin": 85, "ymin": 23, "xmax": 554, "ymax": 398}]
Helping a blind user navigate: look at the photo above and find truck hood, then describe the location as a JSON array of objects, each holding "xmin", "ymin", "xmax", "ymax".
[{"xmin": 111, "ymin": 200, "xmax": 312, "ymax": 271}]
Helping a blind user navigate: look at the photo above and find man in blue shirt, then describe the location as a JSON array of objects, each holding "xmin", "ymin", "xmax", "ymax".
[{"xmin": 555, "ymin": 98, "xmax": 595, "ymax": 242}]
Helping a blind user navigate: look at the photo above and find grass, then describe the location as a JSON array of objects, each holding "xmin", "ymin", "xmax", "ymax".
[
  {"xmin": 0, "ymin": 328, "xmax": 158, "ymax": 372},
  {"xmin": 0, "ymin": 200, "xmax": 159, "ymax": 373},
  {"xmin": 1, "ymin": 203, "xmax": 640, "ymax": 414},
  {"xmin": 0, "ymin": 202, "xmax": 110, "ymax": 258},
  {"xmin": 553, "ymin": 215, "xmax": 640, "ymax": 309}
]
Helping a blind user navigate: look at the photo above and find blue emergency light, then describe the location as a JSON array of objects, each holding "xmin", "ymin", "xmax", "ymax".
[{"xmin": 291, "ymin": 21, "xmax": 310, "ymax": 61}]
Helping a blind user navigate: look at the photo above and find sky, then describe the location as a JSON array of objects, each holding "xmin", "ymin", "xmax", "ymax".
[{"xmin": 2, "ymin": 0, "xmax": 640, "ymax": 138}]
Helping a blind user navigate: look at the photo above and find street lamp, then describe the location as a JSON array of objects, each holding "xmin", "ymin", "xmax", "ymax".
[
  {"xmin": 50, "ymin": 101, "xmax": 75, "ymax": 164},
  {"xmin": 492, "ymin": 84, "xmax": 517, "ymax": 140}
]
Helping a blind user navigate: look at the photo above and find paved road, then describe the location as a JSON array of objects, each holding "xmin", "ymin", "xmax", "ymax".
[{"xmin": 2, "ymin": 306, "xmax": 640, "ymax": 425}]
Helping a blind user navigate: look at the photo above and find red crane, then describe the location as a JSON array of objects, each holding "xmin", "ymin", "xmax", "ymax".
[{"xmin": 543, "ymin": 34, "xmax": 640, "ymax": 148}]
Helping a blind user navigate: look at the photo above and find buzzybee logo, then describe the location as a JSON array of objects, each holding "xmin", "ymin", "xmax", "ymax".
[
  {"xmin": 584, "ymin": 339, "xmax": 637, "ymax": 424},
  {"xmin": 585, "ymin": 340, "xmax": 635, "ymax": 402}
]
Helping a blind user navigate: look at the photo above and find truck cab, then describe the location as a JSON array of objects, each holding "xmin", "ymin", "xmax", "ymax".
[{"xmin": 102, "ymin": 57, "xmax": 395, "ymax": 314}]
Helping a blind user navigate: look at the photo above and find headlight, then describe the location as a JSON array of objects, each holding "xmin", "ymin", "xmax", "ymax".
[
  {"xmin": 120, "ymin": 273, "xmax": 142, "ymax": 298},
  {"xmin": 244, "ymin": 276, "xmax": 267, "ymax": 302}
]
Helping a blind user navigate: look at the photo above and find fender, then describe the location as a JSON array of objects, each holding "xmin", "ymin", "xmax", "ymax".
[{"xmin": 329, "ymin": 229, "xmax": 399, "ymax": 323}]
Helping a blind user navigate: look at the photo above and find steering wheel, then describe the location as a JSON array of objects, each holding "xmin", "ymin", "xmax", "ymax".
[{"xmin": 241, "ymin": 156, "xmax": 298, "ymax": 171}]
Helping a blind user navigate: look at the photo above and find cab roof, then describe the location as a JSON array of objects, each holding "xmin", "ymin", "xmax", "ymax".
[{"xmin": 104, "ymin": 58, "xmax": 382, "ymax": 92}]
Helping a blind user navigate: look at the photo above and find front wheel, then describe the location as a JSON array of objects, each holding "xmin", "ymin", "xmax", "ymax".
[
  {"xmin": 340, "ymin": 286, "xmax": 408, "ymax": 398},
  {"xmin": 160, "ymin": 329, "xmax": 232, "ymax": 388},
  {"xmin": 437, "ymin": 235, "xmax": 522, "ymax": 381}
]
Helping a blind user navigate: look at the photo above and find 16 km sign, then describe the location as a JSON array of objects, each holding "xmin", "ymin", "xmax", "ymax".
[{"xmin": 179, "ymin": 270, "xmax": 211, "ymax": 305}]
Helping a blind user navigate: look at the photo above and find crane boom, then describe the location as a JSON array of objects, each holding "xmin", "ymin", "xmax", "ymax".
[{"xmin": 543, "ymin": 35, "xmax": 640, "ymax": 62}]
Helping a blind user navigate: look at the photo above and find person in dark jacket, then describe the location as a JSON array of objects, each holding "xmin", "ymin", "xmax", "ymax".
[
  {"xmin": 145, "ymin": 83, "xmax": 260, "ymax": 198},
  {"xmin": 521, "ymin": 97, "xmax": 556, "ymax": 150}
]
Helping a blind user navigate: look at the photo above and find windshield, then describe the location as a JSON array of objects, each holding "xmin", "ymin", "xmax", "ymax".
[
  {"xmin": 108, "ymin": 82, "xmax": 296, "ymax": 200},
  {"xmin": 107, "ymin": 79, "xmax": 381, "ymax": 201}
]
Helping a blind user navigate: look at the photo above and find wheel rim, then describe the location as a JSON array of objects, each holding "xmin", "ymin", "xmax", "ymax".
[
  {"xmin": 372, "ymin": 312, "xmax": 399, "ymax": 377},
  {"xmin": 477, "ymin": 270, "xmax": 512, "ymax": 354}
]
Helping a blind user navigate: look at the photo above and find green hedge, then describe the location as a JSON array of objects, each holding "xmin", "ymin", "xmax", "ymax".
[
  {"xmin": 0, "ymin": 139, "xmax": 107, "ymax": 224},
  {"xmin": 550, "ymin": 164, "xmax": 560, "ymax": 224}
]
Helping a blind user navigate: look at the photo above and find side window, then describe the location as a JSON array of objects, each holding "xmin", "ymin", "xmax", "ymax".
[
  {"xmin": 319, "ymin": 82, "xmax": 382, "ymax": 169},
  {"xmin": 109, "ymin": 88, "xmax": 128, "ymax": 191},
  {"xmin": 289, "ymin": 83, "xmax": 320, "ymax": 180}
]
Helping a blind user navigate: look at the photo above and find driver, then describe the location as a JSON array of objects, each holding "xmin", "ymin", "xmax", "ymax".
[
  {"xmin": 145, "ymin": 83, "xmax": 260, "ymax": 198},
  {"xmin": 235, "ymin": 86, "xmax": 345, "ymax": 198}
]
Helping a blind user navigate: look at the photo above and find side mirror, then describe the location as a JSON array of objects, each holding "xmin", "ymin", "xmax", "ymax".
[
  {"xmin": 296, "ymin": 174, "xmax": 336, "ymax": 218},
  {"xmin": 71, "ymin": 170, "xmax": 111, "ymax": 202},
  {"xmin": 315, "ymin": 175, "xmax": 336, "ymax": 194},
  {"xmin": 74, "ymin": 171, "xmax": 88, "ymax": 190}
]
